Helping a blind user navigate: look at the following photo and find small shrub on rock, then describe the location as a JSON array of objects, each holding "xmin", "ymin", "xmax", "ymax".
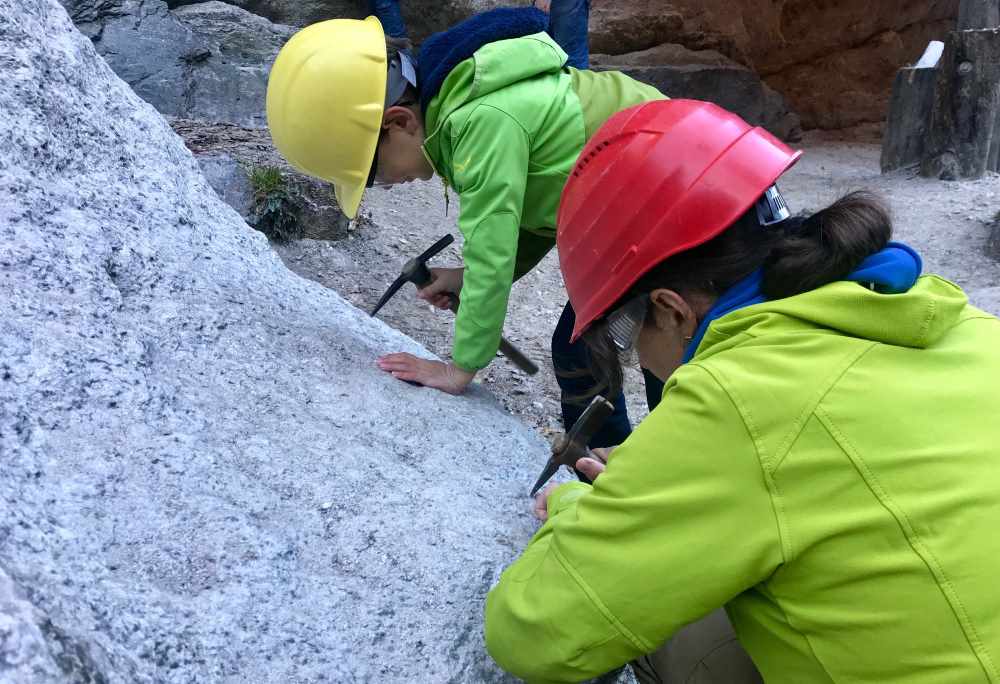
[{"xmin": 249, "ymin": 165, "xmax": 302, "ymax": 242}]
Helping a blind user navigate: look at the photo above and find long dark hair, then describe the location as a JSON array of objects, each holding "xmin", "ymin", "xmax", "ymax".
[{"xmin": 582, "ymin": 190, "xmax": 893, "ymax": 397}]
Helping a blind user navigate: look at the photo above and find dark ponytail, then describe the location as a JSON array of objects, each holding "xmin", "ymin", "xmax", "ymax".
[
  {"xmin": 762, "ymin": 191, "xmax": 891, "ymax": 299},
  {"xmin": 576, "ymin": 190, "xmax": 893, "ymax": 400}
]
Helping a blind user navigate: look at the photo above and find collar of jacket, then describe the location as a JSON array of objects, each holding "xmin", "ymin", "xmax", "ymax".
[{"xmin": 683, "ymin": 242, "xmax": 940, "ymax": 363}]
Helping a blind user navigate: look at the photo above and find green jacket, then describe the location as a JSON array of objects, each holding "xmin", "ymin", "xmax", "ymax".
[
  {"xmin": 486, "ymin": 276, "xmax": 1000, "ymax": 683},
  {"xmin": 421, "ymin": 33, "xmax": 663, "ymax": 371}
]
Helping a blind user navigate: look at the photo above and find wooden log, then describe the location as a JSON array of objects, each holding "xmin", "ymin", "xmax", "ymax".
[
  {"xmin": 881, "ymin": 67, "xmax": 938, "ymax": 172},
  {"xmin": 920, "ymin": 29, "xmax": 1000, "ymax": 180},
  {"xmin": 959, "ymin": 0, "xmax": 1000, "ymax": 30},
  {"xmin": 956, "ymin": 1, "xmax": 1000, "ymax": 173}
]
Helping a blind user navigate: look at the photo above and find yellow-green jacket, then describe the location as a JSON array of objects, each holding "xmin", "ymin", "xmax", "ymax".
[
  {"xmin": 486, "ymin": 276, "xmax": 1000, "ymax": 683},
  {"xmin": 421, "ymin": 33, "xmax": 663, "ymax": 371}
]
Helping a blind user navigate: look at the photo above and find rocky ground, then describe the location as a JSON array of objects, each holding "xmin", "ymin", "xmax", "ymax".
[{"xmin": 273, "ymin": 134, "xmax": 1000, "ymax": 440}]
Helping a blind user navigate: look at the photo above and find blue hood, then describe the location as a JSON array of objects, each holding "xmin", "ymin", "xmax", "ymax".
[
  {"xmin": 684, "ymin": 242, "xmax": 925, "ymax": 363},
  {"xmin": 416, "ymin": 7, "xmax": 550, "ymax": 112}
]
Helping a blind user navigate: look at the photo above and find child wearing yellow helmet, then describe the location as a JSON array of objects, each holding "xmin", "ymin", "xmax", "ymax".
[{"xmin": 267, "ymin": 7, "xmax": 664, "ymax": 448}]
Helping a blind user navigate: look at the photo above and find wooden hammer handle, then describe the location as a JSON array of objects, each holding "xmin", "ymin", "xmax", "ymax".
[{"xmin": 445, "ymin": 294, "xmax": 539, "ymax": 375}]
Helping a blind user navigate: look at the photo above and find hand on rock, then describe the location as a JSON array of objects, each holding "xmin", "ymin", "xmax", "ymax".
[{"xmin": 377, "ymin": 353, "xmax": 475, "ymax": 395}]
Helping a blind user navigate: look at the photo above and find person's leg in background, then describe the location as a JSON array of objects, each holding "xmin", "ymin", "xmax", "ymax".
[
  {"xmin": 370, "ymin": 0, "xmax": 408, "ymax": 39},
  {"xmin": 551, "ymin": 301, "xmax": 631, "ymax": 448},
  {"xmin": 537, "ymin": 0, "xmax": 591, "ymax": 69}
]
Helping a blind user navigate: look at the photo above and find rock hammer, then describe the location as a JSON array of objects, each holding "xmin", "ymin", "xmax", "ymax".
[
  {"xmin": 370, "ymin": 234, "xmax": 539, "ymax": 376},
  {"xmin": 530, "ymin": 395, "xmax": 615, "ymax": 496}
]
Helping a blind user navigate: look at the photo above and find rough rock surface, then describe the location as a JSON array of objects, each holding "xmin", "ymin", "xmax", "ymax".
[
  {"xmin": 588, "ymin": 0, "xmax": 959, "ymax": 131},
  {"xmin": 175, "ymin": 0, "xmax": 499, "ymax": 42},
  {"xmin": 196, "ymin": 152, "xmax": 255, "ymax": 219},
  {"xmin": 0, "ymin": 569, "xmax": 75, "ymax": 683},
  {"xmin": 58, "ymin": 0, "xmax": 293, "ymax": 127},
  {"xmin": 173, "ymin": 119, "xmax": 351, "ymax": 241},
  {"xmin": 593, "ymin": 45, "xmax": 802, "ymax": 141},
  {"xmin": 0, "ymin": 2, "xmax": 546, "ymax": 682},
  {"xmin": 196, "ymin": 0, "xmax": 956, "ymax": 133},
  {"xmin": 171, "ymin": 1, "xmax": 294, "ymax": 127}
]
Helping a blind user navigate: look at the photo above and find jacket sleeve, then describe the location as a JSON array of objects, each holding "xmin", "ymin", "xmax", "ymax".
[
  {"xmin": 485, "ymin": 365, "xmax": 785, "ymax": 682},
  {"xmin": 449, "ymin": 104, "xmax": 530, "ymax": 371}
]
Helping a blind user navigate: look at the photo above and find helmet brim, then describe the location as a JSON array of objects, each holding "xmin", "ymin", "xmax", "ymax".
[{"xmin": 335, "ymin": 180, "xmax": 366, "ymax": 220}]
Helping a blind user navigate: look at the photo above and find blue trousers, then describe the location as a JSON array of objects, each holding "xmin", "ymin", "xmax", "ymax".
[
  {"xmin": 542, "ymin": 0, "xmax": 590, "ymax": 70},
  {"xmin": 370, "ymin": 2, "xmax": 591, "ymax": 68},
  {"xmin": 370, "ymin": 0, "xmax": 408, "ymax": 39},
  {"xmin": 552, "ymin": 301, "xmax": 665, "ymax": 449}
]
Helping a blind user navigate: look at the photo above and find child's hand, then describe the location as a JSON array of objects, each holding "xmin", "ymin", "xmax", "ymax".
[
  {"xmin": 574, "ymin": 446, "xmax": 617, "ymax": 482},
  {"xmin": 532, "ymin": 483, "xmax": 559, "ymax": 521},
  {"xmin": 377, "ymin": 353, "xmax": 475, "ymax": 395},
  {"xmin": 417, "ymin": 267, "xmax": 463, "ymax": 310}
]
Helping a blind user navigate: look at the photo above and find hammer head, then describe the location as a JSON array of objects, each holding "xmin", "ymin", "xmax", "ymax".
[
  {"xmin": 529, "ymin": 396, "xmax": 614, "ymax": 496},
  {"xmin": 370, "ymin": 234, "xmax": 455, "ymax": 317},
  {"xmin": 400, "ymin": 257, "xmax": 433, "ymax": 289}
]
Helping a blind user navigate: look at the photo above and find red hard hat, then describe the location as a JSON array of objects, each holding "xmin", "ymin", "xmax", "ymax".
[{"xmin": 557, "ymin": 99, "xmax": 803, "ymax": 342}]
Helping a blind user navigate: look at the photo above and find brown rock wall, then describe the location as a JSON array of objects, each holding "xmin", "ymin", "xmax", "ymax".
[
  {"xmin": 588, "ymin": 0, "xmax": 959, "ymax": 131},
  {"xmin": 765, "ymin": 18, "xmax": 956, "ymax": 130},
  {"xmin": 182, "ymin": 0, "xmax": 960, "ymax": 132}
]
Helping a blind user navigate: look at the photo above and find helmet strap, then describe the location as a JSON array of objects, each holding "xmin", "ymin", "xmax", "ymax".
[{"xmin": 385, "ymin": 50, "xmax": 418, "ymax": 109}]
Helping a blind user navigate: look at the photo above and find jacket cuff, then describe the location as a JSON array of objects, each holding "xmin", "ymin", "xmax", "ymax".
[
  {"xmin": 547, "ymin": 482, "xmax": 591, "ymax": 518},
  {"xmin": 452, "ymin": 339, "xmax": 498, "ymax": 372}
]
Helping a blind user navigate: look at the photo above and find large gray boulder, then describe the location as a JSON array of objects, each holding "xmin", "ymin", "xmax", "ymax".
[
  {"xmin": 171, "ymin": 2, "xmax": 295, "ymax": 127},
  {"xmin": 0, "ymin": 1, "xmax": 545, "ymax": 682},
  {"xmin": 173, "ymin": 120, "xmax": 351, "ymax": 241},
  {"xmin": 58, "ymin": 0, "xmax": 293, "ymax": 127},
  {"xmin": 593, "ymin": 44, "xmax": 803, "ymax": 142},
  {"xmin": 167, "ymin": 0, "xmax": 503, "ymax": 41}
]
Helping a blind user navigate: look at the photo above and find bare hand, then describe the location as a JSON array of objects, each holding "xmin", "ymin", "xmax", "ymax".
[
  {"xmin": 377, "ymin": 353, "xmax": 475, "ymax": 395},
  {"xmin": 533, "ymin": 484, "xmax": 559, "ymax": 521},
  {"xmin": 574, "ymin": 446, "xmax": 615, "ymax": 481},
  {"xmin": 533, "ymin": 447, "xmax": 618, "ymax": 521},
  {"xmin": 535, "ymin": 0, "xmax": 552, "ymax": 12},
  {"xmin": 417, "ymin": 267, "xmax": 463, "ymax": 310}
]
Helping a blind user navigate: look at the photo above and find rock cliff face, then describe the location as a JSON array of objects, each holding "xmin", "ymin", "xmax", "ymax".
[
  {"xmin": 59, "ymin": 0, "xmax": 294, "ymax": 127},
  {"xmin": 591, "ymin": 0, "xmax": 959, "ymax": 131},
  {"xmin": 592, "ymin": 44, "xmax": 802, "ymax": 141},
  {"xmin": 193, "ymin": 0, "xmax": 957, "ymax": 132},
  {"xmin": 0, "ymin": 1, "xmax": 545, "ymax": 681}
]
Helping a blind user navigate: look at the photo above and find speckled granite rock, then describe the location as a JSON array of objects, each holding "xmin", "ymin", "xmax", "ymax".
[{"xmin": 0, "ymin": 2, "xmax": 543, "ymax": 681}]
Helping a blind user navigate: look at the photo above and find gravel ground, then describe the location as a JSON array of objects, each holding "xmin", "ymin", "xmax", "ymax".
[{"xmin": 273, "ymin": 134, "xmax": 1000, "ymax": 439}]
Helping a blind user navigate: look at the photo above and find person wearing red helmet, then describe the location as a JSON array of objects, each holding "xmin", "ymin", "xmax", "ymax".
[{"xmin": 485, "ymin": 99, "xmax": 1000, "ymax": 683}]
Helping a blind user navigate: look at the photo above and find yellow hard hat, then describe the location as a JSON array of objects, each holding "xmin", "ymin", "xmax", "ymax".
[{"xmin": 266, "ymin": 17, "xmax": 387, "ymax": 219}]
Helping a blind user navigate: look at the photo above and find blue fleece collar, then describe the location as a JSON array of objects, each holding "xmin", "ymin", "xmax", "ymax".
[
  {"xmin": 417, "ymin": 7, "xmax": 550, "ymax": 112},
  {"xmin": 682, "ymin": 242, "xmax": 924, "ymax": 363}
]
